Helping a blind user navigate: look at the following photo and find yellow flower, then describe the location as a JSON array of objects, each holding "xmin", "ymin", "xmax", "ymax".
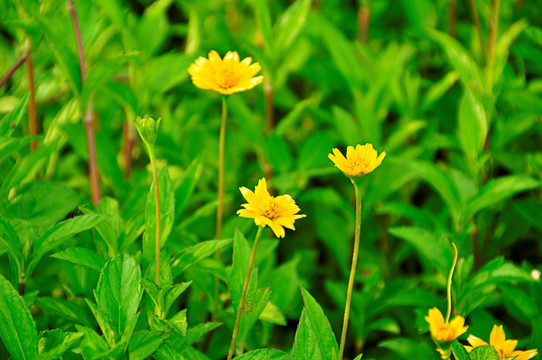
[
  {"xmin": 465, "ymin": 325, "xmax": 538, "ymax": 360},
  {"xmin": 328, "ymin": 143, "xmax": 386, "ymax": 178},
  {"xmin": 188, "ymin": 50, "xmax": 264, "ymax": 95},
  {"xmin": 237, "ymin": 178, "xmax": 306, "ymax": 238},
  {"xmin": 426, "ymin": 307, "xmax": 468, "ymax": 343}
]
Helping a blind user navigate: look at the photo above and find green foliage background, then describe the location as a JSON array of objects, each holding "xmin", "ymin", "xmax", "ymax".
[{"xmin": 0, "ymin": 0, "xmax": 541, "ymax": 359}]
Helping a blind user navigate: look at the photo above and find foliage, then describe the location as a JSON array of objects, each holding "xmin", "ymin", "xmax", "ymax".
[{"xmin": 0, "ymin": 0, "xmax": 541, "ymax": 359}]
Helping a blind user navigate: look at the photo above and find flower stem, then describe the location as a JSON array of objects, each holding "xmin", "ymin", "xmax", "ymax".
[
  {"xmin": 445, "ymin": 242, "xmax": 458, "ymax": 323},
  {"xmin": 227, "ymin": 226, "xmax": 264, "ymax": 360},
  {"xmin": 338, "ymin": 180, "xmax": 363, "ymax": 360},
  {"xmin": 213, "ymin": 96, "xmax": 228, "ymax": 315},
  {"xmin": 216, "ymin": 96, "xmax": 228, "ymax": 239},
  {"xmin": 148, "ymin": 148, "xmax": 161, "ymax": 287},
  {"xmin": 264, "ymin": 78, "xmax": 274, "ymax": 133}
]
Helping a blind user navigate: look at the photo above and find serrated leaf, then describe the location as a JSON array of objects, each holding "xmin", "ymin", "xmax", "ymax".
[
  {"xmin": 293, "ymin": 309, "xmax": 323, "ymax": 360},
  {"xmin": 451, "ymin": 340, "xmax": 470, "ymax": 360},
  {"xmin": 458, "ymin": 90, "xmax": 487, "ymax": 159},
  {"xmin": 171, "ymin": 239, "xmax": 232, "ymax": 277},
  {"xmin": 470, "ymin": 345, "xmax": 499, "ymax": 360},
  {"xmin": 0, "ymin": 272, "xmax": 38, "ymax": 360},
  {"xmin": 95, "ymin": 254, "xmax": 143, "ymax": 339},
  {"xmin": 34, "ymin": 297, "xmax": 94, "ymax": 327},
  {"xmin": 129, "ymin": 330, "xmax": 168, "ymax": 360},
  {"xmin": 465, "ymin": 175, "xmax": 540, "ymax": 220},
  {"xmin": 300, "ymin": 287, "xmax": 339, "ymax": 360},
  {"xmin": 51, "ymin": 247, "xmax": 107, "ymax": 271},
  {"xmin": 37, "ymin": 329, "xmax": 84, "ymax": 360}
]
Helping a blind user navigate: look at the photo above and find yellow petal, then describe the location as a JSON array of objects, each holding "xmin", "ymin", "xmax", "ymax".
[
  {"xmin": 512, "ymin": 349, "xmax": 538, "ymax": 360},
  {"xmin": 490, "ymin": 325, "xmax": 506, "ymax": 346},
  {"xmin": 467, "ymin": 335, "xmax": 488, "ymax": 348}
]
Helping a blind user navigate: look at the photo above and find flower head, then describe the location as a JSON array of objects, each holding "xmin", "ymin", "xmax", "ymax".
[
  {"xmin": 237, "ymin": 178, "xmax": 306, "ymax": 238},
  {"xmin": 188, "ymin": 50, "xmax": 264, "ymax": 95},
  {"xmin": 426, "ymin": 307, "xmax": 469, "ymax": 343},
  {"xmin": 328, "ymin": 143, "xmax": 386, "ymax": 178},
  {"xmin": 465, "ymin": 325, "xmax": 538, "ymax": 360}
]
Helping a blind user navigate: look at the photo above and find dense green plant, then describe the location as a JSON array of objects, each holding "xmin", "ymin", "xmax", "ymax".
[{"xmin": 0, "ymin": 0, "xmax": 541, "ymax": 359}]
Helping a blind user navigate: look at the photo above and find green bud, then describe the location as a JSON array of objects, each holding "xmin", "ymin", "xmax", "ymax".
[{"xmin": 134, "ymin": 116, "xmax": 161, "ymax": 148}]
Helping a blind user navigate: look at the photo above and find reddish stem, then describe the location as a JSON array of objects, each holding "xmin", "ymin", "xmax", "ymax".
[
  {"xmin": 67, "ymin": 1, "xmax": 100, "ymax": 206},
  {"xmin": 0, "ymin": 48, "xmax": 30, "ymax": 89},
  {"xmin": 26, "ymin": 48, "xmax": 38, "ymax": 152}
]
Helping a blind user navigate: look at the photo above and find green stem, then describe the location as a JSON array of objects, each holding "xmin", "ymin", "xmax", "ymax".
[
  {"xmin": 216, "ymin": 96, "xmax": 228, "ymax": 239},
  {"xmin": 468, "ymin": 0, "xmax": 485, "ymax": 63},
  {"xmin": 149, "ymin": 148, "xmax": 161, "ymax": 287},
  {"xmin": 486, "ymin": 0, "xmax": 500, "ymax": 91},
  {"xmin": 213, "ymin": 96, "xmax": 228, "ymax": 315},
  {"xmin": 445, "ymin": 242, "xmax": 458, "ymax": 323},
  {"xmin": 338, "ymin": 180, "xmax": 363, "ymax": 360},
  {"xmin": 227, "ymin": 226, "xmax": 264, "ymax": 360}
]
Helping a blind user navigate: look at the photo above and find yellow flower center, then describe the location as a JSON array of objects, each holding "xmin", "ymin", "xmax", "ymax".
[
  {"xmin": 436, "ymin": 324, "xmax": 459, "ymax": 342},
  {"xmin": 346, "ymin": 158, "xmax": 370, "ymax": 173},
  {"xmin": 215, "ymin": 68, "xmax": 238, "ymax": 89},
  {"xmin": 260, "ymin": 198, "xmax": 279, "ymax": 220}
]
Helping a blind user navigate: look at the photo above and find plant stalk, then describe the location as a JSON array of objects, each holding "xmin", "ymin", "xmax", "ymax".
[
  {"xmin": 357, "ymin": 2, "xmax": 370, "ymax": 43},
  {"xmin": 227, "ymin": 226, "xmax": 264, "ymax": 360},
  {"xmin": 216, "ymin": 96, "xmax": 228, "ymax": 239},
  {"xmin": 0, "ymin": 48, "xmax": 30, "ymax": 89},
  {"xmin": 468, "ymin": 0, "xmax": 485, "ymax": 63},
  {"xmin": 445, "ymin": 242, "xmax": 458, "ymax": 322},
  {"xmin": 486, "ymin": 0, "xmax": 501, "ymax": 91},
  {"xmin": 149, "ymin": 148, "xmax": 161, "ymax": 287},
  {"xmin": 67, "ymin": 1, "xmax": 100, "ymax": 206},
  {"xmin": 264, "ymin": 78, "xmax": 274, "ymax": 133},
  {"xmin": 338, "ymin": 181, "xmax": 363, "ymax": 360},
  {"xmin": 26, "ymin": 46, "xmax": 38, "ymax": 152}
]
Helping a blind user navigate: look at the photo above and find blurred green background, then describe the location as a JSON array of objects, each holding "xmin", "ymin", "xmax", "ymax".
[{"xmin": 1, "ymin": 0, "xmax": 541, "ymax": 359}]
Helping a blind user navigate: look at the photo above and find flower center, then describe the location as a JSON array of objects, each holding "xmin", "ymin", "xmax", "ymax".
[
  {"xmin": 346, "ymin": 158, "xmax": 369, "ymax": 172},
  {"xmin": 436, "ymin": 325, "xmax": 457, "ymax": 342},
  {"xmin": 216, "ymin": 68, "xmax": 238, "ymax": 89},
  {"xmin": 261, "ymin": 198, "xmax": 279, "ymax": 220}
]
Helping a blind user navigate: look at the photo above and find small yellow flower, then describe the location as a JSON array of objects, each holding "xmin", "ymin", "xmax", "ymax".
[
  {"xmin": 188, "ymin": 50, "xmax": 264, "ymax": 95},
  {"xmin": 426, "ymin": 307, "xmax": 468, "ymax": 342},
  {"xmin": 328, "ymin": 143, "xmax": 386, "ymax": 178},
  {"xmin": 465, "ymin": 325, "xmax": 538, "ymax": 360},
  {"xmin": 237, "ymin": 178, "xmax": 306, "ymax": 238}
]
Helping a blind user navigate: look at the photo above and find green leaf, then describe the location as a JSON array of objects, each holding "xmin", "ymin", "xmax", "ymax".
[
  {"xmin": 293, "ymin": 309, "xmax": 323, "ymax": 360},
  {"xmin": 300, "ymin": 287, "xmax": 339, "ymax": 360},
  {"xmin": 34, "ymin": 297, "xmax": 94, "ymax": 327},
  {"xmin": 238, "ymin": 287, "xmax": 271, "ymax": 346},
  {"xmin": 427, "ymin": 28, "xmax": 482, "ymax": 92},
  {"xmin": 167, "ymin": 309, "xmax": 187, "ymax": 336},
  {"xmin": 37, "ymin": 329, "xmax": 84, "ymax": 360},
  {"xmin": 95, "ymin": 254, "xmax": 143, "ymax": 338},
  {"xmin": 143, "ymin": 166, "xmax": 175, "ymax": 266},
  {"xmin": 494, "ymin": 20, "xmax": 528, "ymax": 85},
  {"xmin": 0, "ymin": 214, "xmax": 24, "ymax": 269},
  {"xmin": 465, "ymin": 175, "xmax": 541, "ymax": 220},
  {"xmin": 51, "ymin": 247, "xmax": 107, "ymax": 272},
  {"xmin": 175, "ymin": 154, "xmax": 204, "ymax": 218},
  {"xmin": 28, "ymin": 214, "xmax": 108, "ymax": 277},
  {"xmin": 0, "ymin": 93, "xmax": 29, "ymax": 137},
  {"xmin": 470, "ymin": 345, "xmax": 499, "ymax": 360},
  {"xmin": 80, "ymin": 54, "xmax": 135, "ymax": 112},
  {"xmin": 388, "ymin": 227, "xmax": 452, "ymax": 275},
  {"xmin": 0, "ymin": 272, "xmax": 38, "ymax": 360},
  {"xmin": 273, "ymin": 0, "xmax": 312, "ymax": 57},
  {"xmin": 171, "ymin": 239, "xmax": 232, "ymax": 277},
  {"xmin": 379, "ymin": 338, "xmax": 439, "ymax": 360},
  {"xmin": 252, "ymin": 0, "xmax": 273, "ymax": 57},
  {"xmin": 129, "ymin": 330, "xmax": 168, "ymax": 360},
  {"xmin": 408, "ymin": 161, "xmax": 462, "ymax": 226},
  {"xmin": 451, "ymin": 340, "xmax": 470, "ymax": 360},
  {"xmin": 228, "ymin": 230, "xmax": 253, "ymax": 311},
  {"xmin": 458, "ymin": 90, "xmax": 488, "ymax": 159},
  {"xmin": 235, "ymin": 349, "xmax": 290, "ymax": 360},
  {"xmin": 165, "ymin": 281, "xmax": 192, "ymax": 314}
]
